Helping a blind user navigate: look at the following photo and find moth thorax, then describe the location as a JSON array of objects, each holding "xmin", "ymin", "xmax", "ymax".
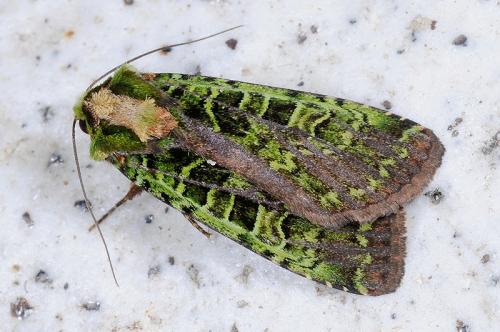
[{"xmin": 85, "ymin": 88, "xmax": 177, "ymax": 142}]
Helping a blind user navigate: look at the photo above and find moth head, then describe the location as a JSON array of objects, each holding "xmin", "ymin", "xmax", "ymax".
[{"xmin": 73, "ymin": 66, "xmax": 177, "ymax": 160}]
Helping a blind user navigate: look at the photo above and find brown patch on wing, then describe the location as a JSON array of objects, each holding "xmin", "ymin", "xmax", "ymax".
[
  {"xmin": 364, "ymin": 211, "xmax": 406, "ymax": 295},
  {"xmin": 339, "ymin": 128, "xmax": 445, "ymax": 225}
]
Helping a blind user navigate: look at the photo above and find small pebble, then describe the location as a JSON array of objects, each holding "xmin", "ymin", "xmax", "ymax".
[
  {"xmin": 48, "ymin": 153, "xmax": 63, "ymax": 166},
  {"xmin": 382, "ymin": 100, "xmax": 392, "ymax": 110},
  {"xmin": 10, "ymin": 297, "xmax": 33, "ymax": 320},
  {"xmin": 145, "ymin": 214, "xmax": 154, "ymax": 224},
  {"xmin": 310, "ymin": 25, "xmax": 318, "ymax": 34},
  {"xmin": 123, "ymin": 0, "xmax": 134, "ymax": 4},
  {"xmin": 81, "ymin": 301, "xmax": 101, "ymax": 311},
  {"xmin": 481, "ymin": 254, "xmax": 490, "ymax": 264},
  {"xmin": 297, "ymin": 81, "xmax": 304, "ymax": 87},
  {"xmin": 22, "ymin": 212, "xmax": 34, "ymax": 228},
  {"xmin": 35, "ymin": 270, "xmax": 52, "ymax": 284},
  {"xmin": 425, "ymin": 188, "xmax": 444, "ymax": 204},
  {"xmin": 168, "ymin": 256, "xmax": 175, "ymax": 265},
  {"xmin": 452, "ymin": 34, "xmax": 467, "ymax": 46},
  {"xmin": 225, "ymin": 38, "xmax": 238, "ymax": 50},
  {"xmin": 63, "ymin": 282, "xmax": 69, "ymax": 290}
]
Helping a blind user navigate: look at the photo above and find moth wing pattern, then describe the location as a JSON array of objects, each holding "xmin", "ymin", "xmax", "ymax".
[
  {"xmin": 77, "ymin": 67, "xmax": 446, "ymax": 295},
  {"xmin": 111, "ymin": 147, "xmax": 406, "ymax": 296},
  {"xmin": 145, "ymin": 73, "xmax": 444, "ymax": 228}
]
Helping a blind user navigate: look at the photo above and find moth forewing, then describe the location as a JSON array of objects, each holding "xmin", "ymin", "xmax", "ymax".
[{"xmin": 74, "ymin": 66, "xmax": 443, "ymax": 295}]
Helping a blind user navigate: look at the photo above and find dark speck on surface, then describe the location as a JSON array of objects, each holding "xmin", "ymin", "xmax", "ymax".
[
  {"xmin": 490, "ymin": 275, "xmax": 500, "ymax": 286},
  {"xmin": 382, "ymin": 100, "xmax": 392, "ymax": 110},
  {"xmin": 74, "ymin": 200, "xmax": 91, "ymax": 211},
  {"xmin": 297, "ymin": 81, "xmax": 304, "ymax": 87},
  {"xmin": 48, "ymin": 153, "xmax": 63, "ymax": 166},
  {"xmin": 481, "ymin": 254, "xmax": 490, "ymax": 264},
  {"xmin": 391, "ymin": 313, "xmax": 397, "ymax": 319},
  {"xmin": 168, "ymin": 256, "xmax": 175, "ymax": 265},
  {"xmin": 349, "ymin": 18, "xmax": 357, "ymax": 24},
  {"xmin": 237, "ymin": 300, "xmax": 249, "ymax": 308},
  {"xmin": 145, "ymin": 214, "xmax": 154, "ymax": 224},
  {"xmin": 81, "ymin": 301, "xmax": 101, "ymax": 311},
  {"xmin": 235, "ymin": 265, "xmax": 254, "ymax": 284},
  {"xmin": 425, "ymin": 188, "xmax": 444, "ymax": 204},
  {"xmin": 411, "ymin": 31, "xmax": 417, "ymax": 42},
  {"xmin": 431, "ymin": 20, "xmax": 437, "ymax": 30},
  {"xmin": 448, "ymin": 117, "xmax": 463, "ymax": 131},
  {"xmin": 225, "ymin": 38, "xmax": 238, "ymax": 50},
  {"xmin": 453, "ymin": 34, "xmax": 467, "ymax": 46},
  {"xmin": 22, "ymin": 212, "xmax": 34, "ymax": 228},
  {"xmin": 194, "ymin": 64, "xmax": 202, "ymax": 75},
  {"xmin": 310, "ymin": 25, "xmax": 318, "ymax": 34},
  {"xmin": 297, "ymin": 33, "xmax": 307, "ymax": 44},
  {"xmin": 35, "ymin": 270, "xmax": 52, "ymax": 284},
  {"xmin": 164, "ymin": 207, "xmax": 170, "ymax": 214},
  {"xmin": 123, "ymin": 0, "xmax": 134, "ymax": 5},
  {"xmin": 187, "ymin": 264, "xmax": 201, "ymax": 288},
  {"xmin": 63, "ymin": 282, "xmax": 69, "ymax": 290},
  {"xmin": 231, "ymin": 323, "xmax": 239, "ymax": 332},
  {"xmin": 160, "ymin": 47, "xmax": 172, "ymax": 55},
  {"xmin": 481, "ymin": 130, "xmax": 499, "ymax": 155},
  {"xmin": 39, "ymin": 106, "xmax": 54, "ymax": 123},
  {"xmin": 10, "ymin": 297, "xmax": 33, "ymax": 320},
  {"xmin": 148, "ymin": 265, "xmax": 161, "ymax": 278}
]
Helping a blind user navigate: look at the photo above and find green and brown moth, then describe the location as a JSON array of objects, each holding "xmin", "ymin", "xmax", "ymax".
[{"xmin": 72, "ymin": 30, "xmax": 444, "ymax": 296}]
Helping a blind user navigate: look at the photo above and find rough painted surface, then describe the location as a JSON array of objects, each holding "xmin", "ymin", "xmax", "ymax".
[{"xmin": 1, "ymin": 1, "xmax": 499, "ymax": 331}]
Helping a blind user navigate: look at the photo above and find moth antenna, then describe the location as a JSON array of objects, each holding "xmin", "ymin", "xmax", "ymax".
[
  {"xmin": 86, "ymin": 25, "xmax": 244, "ymax": 92},
  {"xmin": 72, "ymin": 119, "xmax": 120, "ymax": 287}
]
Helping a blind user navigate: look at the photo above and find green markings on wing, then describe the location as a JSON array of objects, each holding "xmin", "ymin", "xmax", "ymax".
[
  {"xmin": 152, "ymin": 73, "xmax": 425, "ymax": 212},
  {"xmin": 112, "ymin": 149, "xmax": 377, "ymax": 294}
]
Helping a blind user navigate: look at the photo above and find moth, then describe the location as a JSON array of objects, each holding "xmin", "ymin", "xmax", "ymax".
[{"xmin": 73, "ymin": 30, "xmax": 444, "ymax": 296}]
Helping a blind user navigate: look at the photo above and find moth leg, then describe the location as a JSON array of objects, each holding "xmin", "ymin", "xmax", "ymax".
[
  {"xmin": 88, "ymin": 183, "xmax": 143, "ymax": 231},
  {"xmin": 184, "ymin": 213, "xmax": 212, "ymax": 239}
]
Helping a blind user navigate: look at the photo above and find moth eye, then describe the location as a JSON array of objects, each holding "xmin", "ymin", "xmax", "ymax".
[{"xmin": 78, "ymin": 120, "xmax": 89, "ymax": 134}]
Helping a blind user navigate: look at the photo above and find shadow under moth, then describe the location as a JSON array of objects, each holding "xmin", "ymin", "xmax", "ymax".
[{"xmin": 73, "ymin": 33, "xmax": 444, "ymax": 296}]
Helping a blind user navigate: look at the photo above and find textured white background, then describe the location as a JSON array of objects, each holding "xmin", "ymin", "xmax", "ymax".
[{"xmin": 1, "ymin": 1, "xmax": 499, "ymax": 331}]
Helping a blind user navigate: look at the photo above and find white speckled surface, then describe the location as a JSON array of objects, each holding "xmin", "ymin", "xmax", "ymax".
[{"xmin": 1, "ymin": 1, "xmax": 499, "ymax": 331}]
